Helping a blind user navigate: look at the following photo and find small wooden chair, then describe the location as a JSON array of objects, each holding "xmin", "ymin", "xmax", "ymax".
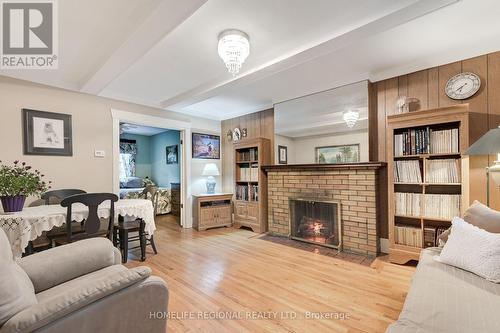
[
  {"xmin": 53, "ymin": 193, "xmax": 118, "ymax": 245},
  {"xmin": 114, "ymin": 185, "xmax": 158, "ymax": 263}
]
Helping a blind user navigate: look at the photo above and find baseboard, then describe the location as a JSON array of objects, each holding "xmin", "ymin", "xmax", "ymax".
[{"xmin": 380, "ymin": 238, "xmax": 389, "ymax": 254}]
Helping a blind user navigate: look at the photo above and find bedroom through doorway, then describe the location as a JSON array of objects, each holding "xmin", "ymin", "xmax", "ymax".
[{"xmin": 118, "ymin": 122, "xmax": 182, "ymax": 225}]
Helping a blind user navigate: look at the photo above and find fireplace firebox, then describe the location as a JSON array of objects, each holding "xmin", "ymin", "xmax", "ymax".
[{"xmin": 289, "ymin": 199, "xmax": 341, "ymax": 249}]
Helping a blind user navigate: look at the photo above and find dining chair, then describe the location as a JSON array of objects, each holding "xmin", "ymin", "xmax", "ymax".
[
  {"xmin": 113, "ymin": 185, "xmax": 158, "ymax": 263},
  {"xmin": 41, "ymin": 189, "xmax": 87, "ymax": 205},
  {"xmin": 43, "ymin": 189, "xmax": 87, "ymax": 245},
  {"xmin": 53, "ymin": 193, "xmax": 118, "ymax": 246}
]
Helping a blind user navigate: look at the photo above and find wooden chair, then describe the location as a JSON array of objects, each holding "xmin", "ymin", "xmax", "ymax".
[
  {"xmin": 42, "ymin": 189, "xmax": 87, "ymax": 205},
  {"xmin": 114, "ymin": 185, "xmax": 158, "ymax": 263},
  {"xmin": 53, "ymin": 193, "xmax": 118, "ymax": 245},
  {"xmin": 43, "ymin": 189, "xmax": 87, "ymax": 244}
]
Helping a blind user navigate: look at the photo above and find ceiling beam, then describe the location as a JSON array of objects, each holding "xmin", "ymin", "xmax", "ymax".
[
  {"xmin": 159, "ymin": 0, "xmax": 459, "ymax": 111},
  {"xmin": 80, "ymin": 0, "xmax": 207, "ymax": 95}
]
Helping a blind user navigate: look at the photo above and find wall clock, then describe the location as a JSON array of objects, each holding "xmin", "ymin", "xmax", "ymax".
[{"xmin": 445, "ymin": 72, "xmax": 481, "ymax": 100}]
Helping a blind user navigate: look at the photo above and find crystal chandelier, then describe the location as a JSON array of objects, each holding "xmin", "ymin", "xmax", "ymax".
[
  {"xmin": 218, "ymin": 29, "xmax": 250, "ymax": 76},
  {"xmin": 343, "ymin": 110, "xmax": 359, "ymax": 128}
]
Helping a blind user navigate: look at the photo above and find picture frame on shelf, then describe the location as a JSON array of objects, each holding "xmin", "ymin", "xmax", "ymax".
[
  {"xmin": 192, "ymin": 133, "xmax": 220, "ymax": 159},
  {"xmin": 315, "ymin": 144, "xmax": 359, "ymax": 164},
  {"xmin": 22, "ymin": 109, "xmax": 73, "ymax": 156},
  {"xmin": 166, "ymin": 145, "xmax": 178, "ymax": 164},
  {"xmin": 278, "ymin": 145, "xmax": 287, "ymax": 164}
]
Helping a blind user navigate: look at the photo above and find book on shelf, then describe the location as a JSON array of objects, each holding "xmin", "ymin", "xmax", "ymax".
[
  {"xmin": 423, "ymin": 226, "xmax": 449, "ymax": 248},
  {"xmin": 238, "ymin": 148, "xmax": 258, "ymax": 162},
  {"xmin": 394, "ymin": 160, "xmax": 422, "ymax": 183},
  {"xmin": 423, "ymin": 194, "xmax": 460, "ymax": 220},
  {"xmin": 395, "ymin": 192, "xmax": 461, "ymax": 219},
  {"xmin": 235, "ymin": 184, "xmax": 259, "ymax": 201},
  {"xmin": 395, "ymin": 192, "xmax": 422, "ymax": 217},
  {"xmin": 424, "ymin": 159, "xmax": 460, "ymax": 184},
  {"xmin": 395, "ymin": 225, "xmax": 422, "ymax": 247},
  {"xmin": 250, "ymin": 164, "xmax": 259, "ymax": 181},
  {"xmin": 394, "ymin": 127, "xmax": 459, "ymax": 157}
]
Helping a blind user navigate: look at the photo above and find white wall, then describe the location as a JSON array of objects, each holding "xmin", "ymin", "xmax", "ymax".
[
  {"xmin": 275, "ymin": 130, "xmax": 369, "ymax": 164},
  {"xmin": 0, "ymin": 76, "xmax": 221, "ymax": 212}
]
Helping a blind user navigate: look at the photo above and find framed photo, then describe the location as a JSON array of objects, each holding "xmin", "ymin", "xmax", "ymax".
[
  {"xmin": 192, "ymin": 133, "xmax": 220, "ymax": 159},
  {"xmin": 166, "ymin": 145, "xmax": 178, "ymax": 164},
  {"xmin": 316, "ymin": 144, "xmax": 360, "ymax": 164},
  {"xmin": 22, "ymin": 109, "xmax": 72, "ymax": 156},
  {"xmin": 278, "ymin": 145, "xmax": 288, "ymax": 164}
]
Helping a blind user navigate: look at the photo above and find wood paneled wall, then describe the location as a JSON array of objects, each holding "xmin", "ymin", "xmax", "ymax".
[
  {"xmin": 221, "ymin": 109, "xmax": 274, "ymax": 192},
  {"xmin": 372, "ymin": 51, "xmax": 500, "ymax": 238}
]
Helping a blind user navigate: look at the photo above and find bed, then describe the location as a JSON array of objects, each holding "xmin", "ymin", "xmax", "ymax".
[{"xmin": 119, "ymin": 177, "xmax": 171, "ymax": 215}]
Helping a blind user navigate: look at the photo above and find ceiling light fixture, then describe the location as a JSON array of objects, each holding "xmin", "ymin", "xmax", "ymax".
[
  {"xmin": 343, "ymin": 110, "xmax": 359, "ymax": 128},
  {"xmin": 218, "ymin": 29, "xmax": 250, "ymax": 76}
]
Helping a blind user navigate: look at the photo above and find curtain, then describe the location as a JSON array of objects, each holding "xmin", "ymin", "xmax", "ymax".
[{"xmin": 120, "ymin": 140, "xmax": 137, "ymax": 177}]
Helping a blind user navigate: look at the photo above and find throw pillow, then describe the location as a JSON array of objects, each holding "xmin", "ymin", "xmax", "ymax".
[{"xmin": 435, "ymin": 217, "xmax": 500, "ymax": 283}]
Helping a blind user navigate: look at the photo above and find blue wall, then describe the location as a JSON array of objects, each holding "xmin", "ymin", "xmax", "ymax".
[
  {"xmin": 150, "ymin": 130, "xmax": 180, "ymax": 187},
  {"xmin": 120, "ymin": 133, "xmax": 151, "ymax": 178}
]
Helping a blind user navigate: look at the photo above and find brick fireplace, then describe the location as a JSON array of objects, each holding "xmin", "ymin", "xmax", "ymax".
[{"xmin": 263, "ymin": 163, "xmax": 386, "ymax": 256}]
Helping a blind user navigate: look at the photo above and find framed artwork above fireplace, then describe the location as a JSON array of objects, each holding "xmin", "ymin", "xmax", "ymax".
[{"xmin": 316, "ymin": 144, "xmax": 359, "ymax": 164}]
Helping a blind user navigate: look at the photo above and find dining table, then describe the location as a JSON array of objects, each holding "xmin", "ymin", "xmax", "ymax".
[{"xmin": 0, "ymin": 198, "xmax": 155, "ymax": 259}]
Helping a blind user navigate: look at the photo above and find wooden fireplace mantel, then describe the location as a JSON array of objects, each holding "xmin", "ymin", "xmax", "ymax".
[{"xmin": 262, "ymin": 162, "xmax": 386, "ymax": 172}]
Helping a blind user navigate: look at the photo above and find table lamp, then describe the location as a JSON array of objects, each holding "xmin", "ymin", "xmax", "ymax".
[
  {"xmin": 202, "ymin": 163, "xmax": 220, "ymax": 194},
  {"xmin": 464, "ymin": 126, "xmax": 500, "ymax": 206}
]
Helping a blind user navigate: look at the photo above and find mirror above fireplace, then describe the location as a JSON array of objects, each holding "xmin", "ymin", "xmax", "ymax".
[{"xmin": 274, "ymin": 80, "xmax": 369, "ymax": 165}]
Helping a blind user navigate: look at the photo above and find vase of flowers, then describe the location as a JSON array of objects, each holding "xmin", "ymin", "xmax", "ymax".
[{"xmin": 0, "ymin": 161, "xmax": 51, "ymax": 212}]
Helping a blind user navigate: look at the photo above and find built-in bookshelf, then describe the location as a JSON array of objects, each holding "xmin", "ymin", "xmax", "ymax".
[
  {"xmin": 233, "ymin": 138, "xmax": 271, "ymax": 233},
  {"xmin": 387, "ymin": 105, "xmax": 471, "ymax": 264}
]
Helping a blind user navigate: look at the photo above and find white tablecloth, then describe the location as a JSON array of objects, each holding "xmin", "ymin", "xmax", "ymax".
[{"xmin": 0, "ymin": 199, "xmax": 155, "ymax": 258}]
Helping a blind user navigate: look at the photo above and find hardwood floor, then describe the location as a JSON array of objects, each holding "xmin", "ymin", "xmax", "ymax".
[{"xmin": 126, "ymin": 215, "xmax": 415, "ymax": 333}]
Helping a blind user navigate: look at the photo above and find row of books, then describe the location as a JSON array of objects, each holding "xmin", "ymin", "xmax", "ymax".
[
  {"xmin": 394, "ymin": 127, "xmax": 459, "ymax": 156},
  {"xmin": 238, "ymin": 165, "xmax": 259, "ymax": 182},
  {"xmin": 424, "ymin": 194, "xmax": 461, "ymax": 220},
  {"xmin": 235, "ymin": 185, "xmax": 259, "ymax": 201},
  {"xmin": 394, "ymin": 128, "xmax": 430, "ymax": 156},
  {"xmin": 424, "ymin": 159, "xmax": 460, "ymax": 184},
  {"xmin": 395, "ymin": 225, "xmax": 422, "ymax": 247},
  {"xmin": 424, "ymin": 226, "xmax": 449, "ymax": 248},
  {"xmin": 237, "ymin": 148, "xmax": 258, "ymax": 162},
  {"xmin": 395, "ymin": 193, "xmax": 461, "ymax": 219},
  {"xmin": 394, "ymin": 160, "xmax": 422, "ymax": 183}
]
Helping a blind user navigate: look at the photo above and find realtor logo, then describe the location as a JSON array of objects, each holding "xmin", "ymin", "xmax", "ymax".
[{"xmin": 1, "ymin": 0, "xmax": 58, "ymax": 69}]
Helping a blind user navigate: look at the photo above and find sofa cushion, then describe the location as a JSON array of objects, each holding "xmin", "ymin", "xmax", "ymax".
[
  {"xmin": 120, "ymin": 177, "xmax": 143, "ymax": 188},
  {"xmin": 438, "ymin": 200, "xmax": 500, "ymax": 243},
  {"xmin": 1, "ymin": 266, "xmax": 151, "ymax": 333},
  {"xmin": 0, "ymin": 260, "xmax": 37, "ymax": 326},
  {"xmin": 436, "ymin": 217, "xmax": 500, "ymax": 282},
  {"xmin": 386, "ymin": 247, "xmax": 500, "ymax": 333},
  {"xmin": 0, "ymin": 228, "xmax": 13, "ymax": 261}
]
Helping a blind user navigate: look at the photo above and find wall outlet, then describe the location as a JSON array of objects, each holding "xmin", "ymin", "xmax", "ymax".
[{"xmin": 94, "ymin": 150, "xmax": 106, "ymax": 158}]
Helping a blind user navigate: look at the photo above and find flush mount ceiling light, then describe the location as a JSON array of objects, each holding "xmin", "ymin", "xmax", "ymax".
[
  {"xmin": 218, "ymin": 29, "xmax": 250, "ymax": 76},
  {"xmin": 343, "ymin": 110, "xmax": 359, "ymax": 128}
]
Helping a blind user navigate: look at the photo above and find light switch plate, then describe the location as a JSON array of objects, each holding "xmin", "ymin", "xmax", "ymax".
[{"xmin": 94, "ymin": 150, "xmax": 105, "ymax": 158}]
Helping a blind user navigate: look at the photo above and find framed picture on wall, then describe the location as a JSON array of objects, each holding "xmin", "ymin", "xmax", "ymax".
[
  {"xmin": 192, "ymin": 133, "xmax": 220, "ymax": 159},
  {"xmin": 22, "ymin": 109, "xmax": 73, "ymax": 156},
  {"xmin": 315, "ymin": 144, "xmax": 360, "ymax": 164},
  {"xmin": 278, "ymin": 145, "xmax": 288, "ymax": 164},
  {"xmin": 166, "ymin": 145, "xmax": 178, "ymax": 164}
]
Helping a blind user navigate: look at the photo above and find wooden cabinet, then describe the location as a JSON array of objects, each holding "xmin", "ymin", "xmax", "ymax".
[
  {"xmin": 233, "ymin": 138, "xmax": 271, "ymax": 233},
  {"xmin": 193, "ymin": 193, "xmax": 233, "ymax": 231},
  {"xmin": 171, "ymin": 182, "xmax": 180, "ymax": 217}
]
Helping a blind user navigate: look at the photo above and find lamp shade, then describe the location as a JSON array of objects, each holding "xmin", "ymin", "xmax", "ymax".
[
  {"xmin": 202, "ymin": 163, "xmax": 220, "ymax": 176},
  {"xmin": 464, "ymin": 127, "xmax": 500, "ymax": 155}
]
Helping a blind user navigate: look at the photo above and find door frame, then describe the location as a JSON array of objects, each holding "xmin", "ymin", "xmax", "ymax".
[{"xmin": 111, "ymin": 109, "xmax": 192, "ymax": 228}]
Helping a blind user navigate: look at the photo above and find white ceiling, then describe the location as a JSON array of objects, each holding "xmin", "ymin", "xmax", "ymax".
[
  {"xmin": 275, "ymin": 81, "xmax": 368, "ymax": 138},
  {"xmin": 120, "ymin": 123, "xmax": 169, "ymax": 136},
  {"xmin": 2, "ymin": 0, "xmax": 500, "ymax": 121}
]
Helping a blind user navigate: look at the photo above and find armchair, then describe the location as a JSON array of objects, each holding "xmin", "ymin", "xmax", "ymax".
[{"xmin": 0, "ymin": 229, "xmax": 168, "ymax": 333}]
